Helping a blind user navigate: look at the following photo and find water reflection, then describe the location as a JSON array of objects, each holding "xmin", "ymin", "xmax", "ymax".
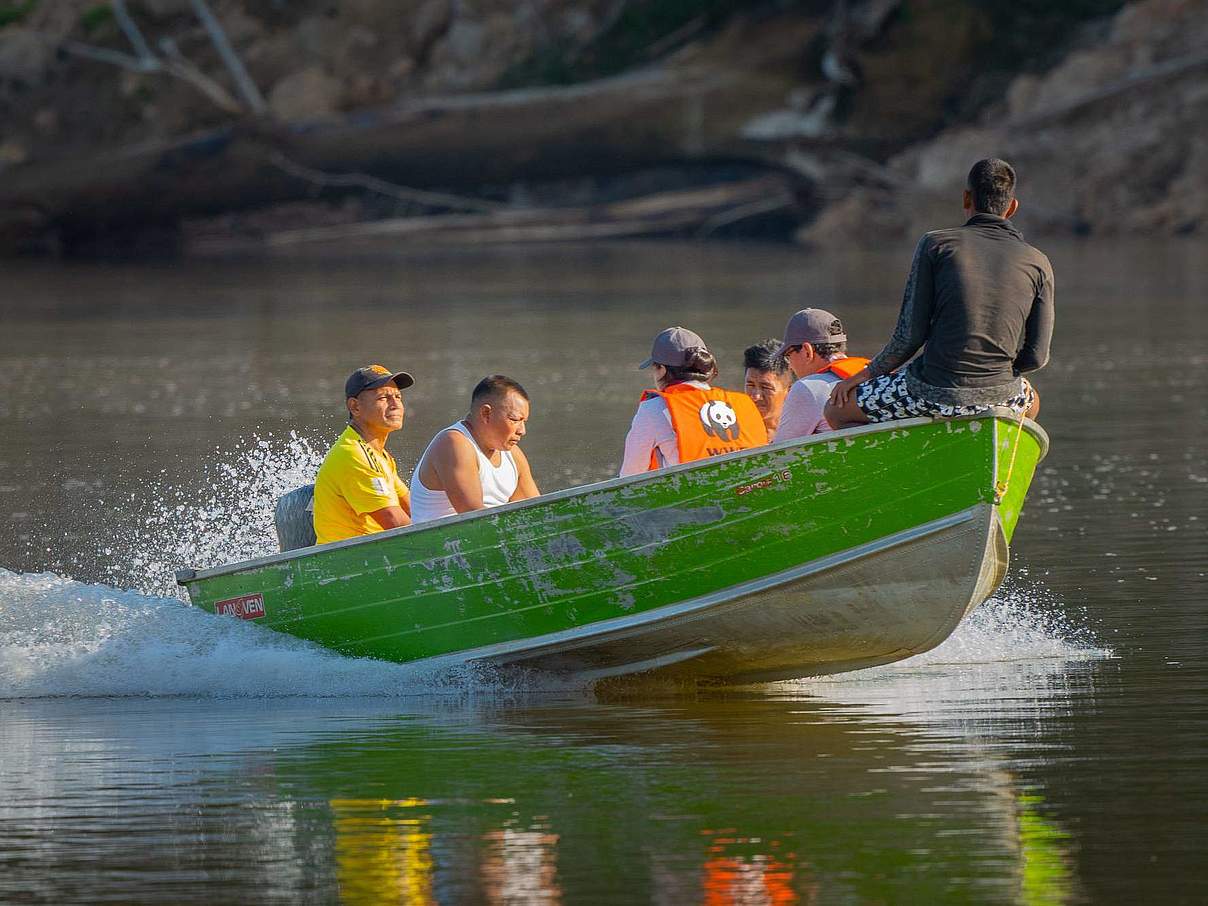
[
  {"xmin": 332, "ymin": 799, "xmax": 435, "ymax": 904},
  {"xmin": 0, "ymin": 657, "xmax": 1091, "ymax": 905},
  {"xmin": 700, "ymin": 832, "xmax": 800, "ymax": 905},
  {"xmin": 4, "ymin": 238, "xmax": 1202, "ymax": 901},
  {"xmin": 482, "ymin": 827, "xmax": 561, "ymax": 906}
]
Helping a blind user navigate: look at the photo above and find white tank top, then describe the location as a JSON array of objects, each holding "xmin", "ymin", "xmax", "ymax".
[{"xmin": 410, "ymin": 421, "xmax": 519, "ymax": 524}]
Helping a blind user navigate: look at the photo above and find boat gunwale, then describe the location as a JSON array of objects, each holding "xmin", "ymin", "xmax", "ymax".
[{"xmin": 180, "ymin": 410, "xmax": 1048, "ymax": 585}]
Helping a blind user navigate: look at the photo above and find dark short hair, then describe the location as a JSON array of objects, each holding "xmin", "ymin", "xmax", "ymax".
[
  {"xmin": 744, "ymin": 339, "xmax": 791, "ymax": 379},
  {"xmin": 812, "ymin": 341, "xmax": 848, "ymax": 357},
  {"xmin": 472, "ymin": 374, "xmax": 529, "ymax": 407},
  {"xmin": 967, "ymin": 158, "xmax": 1016, "ymax": 216}
]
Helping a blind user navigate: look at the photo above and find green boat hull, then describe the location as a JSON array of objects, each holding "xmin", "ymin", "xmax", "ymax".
[{"xmin": 178, "ymin": 412, "xmax": 1047, "ymax": 683}]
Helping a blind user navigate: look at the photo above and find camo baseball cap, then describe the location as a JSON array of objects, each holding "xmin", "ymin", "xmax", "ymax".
[{"xmin": 344, "ymin": 364, "xmax": 415, "ymax": 398}]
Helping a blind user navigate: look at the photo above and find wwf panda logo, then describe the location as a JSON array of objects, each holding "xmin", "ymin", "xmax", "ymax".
[{"xmin": 699, "ymin": 400, "xmax": 740, "ymax": 441}]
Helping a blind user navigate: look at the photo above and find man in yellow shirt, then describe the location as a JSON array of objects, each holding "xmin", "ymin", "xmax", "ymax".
[{"xmin": 313, "ymin": 365, "xmax": 415, "ymax": 545}]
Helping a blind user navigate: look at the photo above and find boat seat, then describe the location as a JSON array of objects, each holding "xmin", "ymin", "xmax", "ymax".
[{"xmin": 274, "ymin": 484, "xmax": 316, "ymax": 552}]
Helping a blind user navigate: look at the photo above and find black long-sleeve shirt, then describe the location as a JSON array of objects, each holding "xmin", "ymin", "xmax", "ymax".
[{"xmin": 868, "ymin": 214, "xmax": 1055, "ymax": 407}]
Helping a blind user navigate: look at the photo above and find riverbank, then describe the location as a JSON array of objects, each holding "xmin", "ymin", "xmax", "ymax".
[{"xmin": 1, "ymin": 0, "xmax": 1203, "ymax": 256}]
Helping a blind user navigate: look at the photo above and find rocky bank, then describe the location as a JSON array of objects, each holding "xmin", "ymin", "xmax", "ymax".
[
  {"xmin": 801, "ymin": 0, "xmax": 1208, "ymax": 244},
  {"xmin": 0, "ymin": 0, "xmax": 1202, "ymax": 255}
]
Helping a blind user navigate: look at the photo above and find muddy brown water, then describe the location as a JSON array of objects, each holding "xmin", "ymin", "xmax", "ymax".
[{"xmin": 1, "ymin": 239, "xmax": 1205, "ymax": 903}]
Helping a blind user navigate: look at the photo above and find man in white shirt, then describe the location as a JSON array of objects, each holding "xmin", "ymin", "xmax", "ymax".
[
  {"xmin": 774, "ymin": 309, "xmax": 869, "ymax": 441},
  {"xmin": 410, "ymin": 375, "xmax": 541, "ymax": 523}
]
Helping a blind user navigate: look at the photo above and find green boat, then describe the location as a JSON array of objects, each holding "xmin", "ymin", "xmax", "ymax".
[{"xmin": 176, "ymin": 411, "xmax": 1047, "ymax": 683}]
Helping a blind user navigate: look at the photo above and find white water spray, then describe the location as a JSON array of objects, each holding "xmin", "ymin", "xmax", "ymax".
[{"xmin": 99, "ymin": 431, "xmax": 326, "ymax": 599}]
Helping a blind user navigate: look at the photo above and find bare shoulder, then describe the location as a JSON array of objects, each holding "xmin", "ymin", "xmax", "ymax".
[
  {"xmin": 429, "ymin": 427, "xmax": 477, "ymax": 466},
  {"xmin": 509, "ymin": 444, "xmax": 531, "ymax": 469}
]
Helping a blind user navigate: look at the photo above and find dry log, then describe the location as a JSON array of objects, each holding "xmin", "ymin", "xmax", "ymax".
[{"xmin": 190, "ymin": 175, "xmax": 799, "ymax": 253}]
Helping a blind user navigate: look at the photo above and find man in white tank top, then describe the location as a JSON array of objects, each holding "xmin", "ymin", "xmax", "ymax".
[{"xmin": 411, "ymin": 375, "xmax": 541, "ymax": 523}]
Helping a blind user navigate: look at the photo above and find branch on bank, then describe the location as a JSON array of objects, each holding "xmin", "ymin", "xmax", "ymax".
[
  {"xmin": 267, "ymin": 153, "xmax": 507, "ymax": 214},
  {"xmin": 55, "ymin": 0, "xmax": 260, "ymax": 116},
  {"xmin": 188, "ymin": 0, "xmax": 265, "ymax": 114},
  {"xmin": 189, "ymin": 175, "xmax": 799, "ymax": 253}
]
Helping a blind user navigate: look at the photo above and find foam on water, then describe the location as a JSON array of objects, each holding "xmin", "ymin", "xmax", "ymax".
[
  {"xmin": 783, "ymin": 583, "xmax": 1114, "ymax": 729},
  {"xmin": 1, "ymin": 565, "xmax": 1109, "ymax": 700},
  {"xmin": 0, "ymin": 569, "xmax": 547, "ymax": 699},
  {"xmin": 885, "ymin": 579, "xmax": 1108, "ymax": 668}
]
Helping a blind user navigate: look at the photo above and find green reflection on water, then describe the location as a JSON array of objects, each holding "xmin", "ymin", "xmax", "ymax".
[
  {"xmin": 1019, "ymin": 792, "xmax": 1073, "ymax": 906},
  {"xmin": 213, "ymin": 701, "xmax": 1077, "ymax": 904}
]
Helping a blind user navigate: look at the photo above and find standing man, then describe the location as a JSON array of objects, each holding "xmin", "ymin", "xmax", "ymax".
[
  {"xmin": 312, "ymin": 365, "xmax": 414, "ymax": 545},
  {"xmin": 773, "ymin": 309, "xmax": 869, "ymax": 441},
  {"xmin": 743, "ymin": 339, "xmax": 794, "ymax": 440},
  {"xmin": 410, "ymin": 375, "xmax": 540, "ymax": 523},
  {"xmin": 826, "ymin": 158, "xmax": 1052, "ymax": 427}
]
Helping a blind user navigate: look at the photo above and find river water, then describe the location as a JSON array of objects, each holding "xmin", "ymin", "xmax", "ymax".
[{"xmin": 0, "ymin": 239, "xmax": 1204, "ymax": 903}]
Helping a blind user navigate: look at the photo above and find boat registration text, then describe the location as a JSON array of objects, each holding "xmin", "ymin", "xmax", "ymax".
[{"xmin": 735, "ymin": 470, "xmax": 793, "ymax": 497}]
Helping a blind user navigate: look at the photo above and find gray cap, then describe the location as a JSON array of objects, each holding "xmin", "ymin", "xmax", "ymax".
[
  {"xmin": 345, "ymin": 364, "xmax": 415, "ymax": 398},
  {"xmin": 639, "ymin": 326, "xmax": 709, "ymax": 369},
  {"xmin": 776, "ymin": 309, "xmax": 847, "ymax": 356}
]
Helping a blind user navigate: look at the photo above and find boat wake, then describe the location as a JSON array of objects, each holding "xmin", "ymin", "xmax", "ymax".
[
  {"xmin": 1, "ymin": 566, "xmax": 1110, "ymax": 700},
  {"xmin": 779, "ymin": 581, "xmax": 1115, "ymax": 731},
  {"xmin": 878, "ymin": 578, "xmax": 1110, "ymax": 669},
  {"xmin": 0, "ymin": 568, "xmax": 561, "ymax": 699}
]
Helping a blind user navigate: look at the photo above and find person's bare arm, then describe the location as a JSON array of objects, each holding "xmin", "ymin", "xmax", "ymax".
[
  {"xmin": 421, "ymin": 431, "xmax": 487, "ymax": 513},
  {"xmin": 509, "ymin": 446, "xmax": 540, "ymax": 502},
  {"xmin": 368, "ymin": 505, "xmax": 410, "ymax": 530},
  {"xmin": 828, "ymin": 365, "xmax": 872, "ymax": 409}
]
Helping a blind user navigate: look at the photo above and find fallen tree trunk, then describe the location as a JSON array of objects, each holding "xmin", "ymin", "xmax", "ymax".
[
  {"xmin": 0, "ymin": 54, "xmax": 818, "ymax": 255},
  {"xmin": 191, "ymin": 175, "xmax": 800, "ymax": 253}
]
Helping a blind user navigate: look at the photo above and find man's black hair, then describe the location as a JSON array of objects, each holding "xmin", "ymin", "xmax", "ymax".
[
  {"xmin": 472, "ymin": 374, "xmax": 529, "ymax": 407},
  {"xmin": 967, "ymin": 158, "xmax": 1016, "ymax": 216},
  {"xmin": 743, "ymin": 339, "xmax": 791, "ymax": 378}
]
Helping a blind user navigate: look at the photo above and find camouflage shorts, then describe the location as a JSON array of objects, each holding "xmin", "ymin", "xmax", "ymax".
[{"xmin": 855, "ymin": 372, "xmax": 1034, "ymax": 422}]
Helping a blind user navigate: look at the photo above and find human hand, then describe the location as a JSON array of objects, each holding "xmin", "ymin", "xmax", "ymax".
[{"xmin": 829, "ymin": 375, "xmax": 862, "ymax": 409}]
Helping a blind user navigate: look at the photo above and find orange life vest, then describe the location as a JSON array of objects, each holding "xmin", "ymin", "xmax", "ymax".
[
  {"xmin": 640, "ymin": 384, "xmax": 769, "ymax": 471},
  {"xmin": 818, "ymin": 356, "xmax": 870, "ymax": 380}
]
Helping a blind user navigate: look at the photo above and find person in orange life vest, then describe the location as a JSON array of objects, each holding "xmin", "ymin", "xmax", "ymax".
[
  {"xmin": 619, "ymin": 326, "xmax": 768, "ymax": 477},
  {"xmin": 773, "ymin": 308, "xmax": 870, "ymax": 441}
]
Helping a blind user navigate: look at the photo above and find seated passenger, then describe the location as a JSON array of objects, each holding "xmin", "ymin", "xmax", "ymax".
[
  {"xmin": 411, "ymin": 375, "xmax": 541, "ymax": 524},
  {"xmin": 620, "ymin": 327, "xmax": 768, "ymax": 477},
  {"xmin": 825, "ymin": 158, "xmax": 1049, "ymax": 428},
  {"xmin": 743, "ymin": 339, "xmax": 793, "ymax": 440},
  {"xmin": 774, "ymin": 309, "xmax": 870, "ymax": 441},
  {"xmin": 313, "ymin": 365, "xmax": 414, "ymax": 546}
]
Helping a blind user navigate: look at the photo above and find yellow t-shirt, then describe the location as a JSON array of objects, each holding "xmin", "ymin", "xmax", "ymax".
[{"xmin": 313, "ymin": 426, "xmax": 410, "ymax": 545}]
